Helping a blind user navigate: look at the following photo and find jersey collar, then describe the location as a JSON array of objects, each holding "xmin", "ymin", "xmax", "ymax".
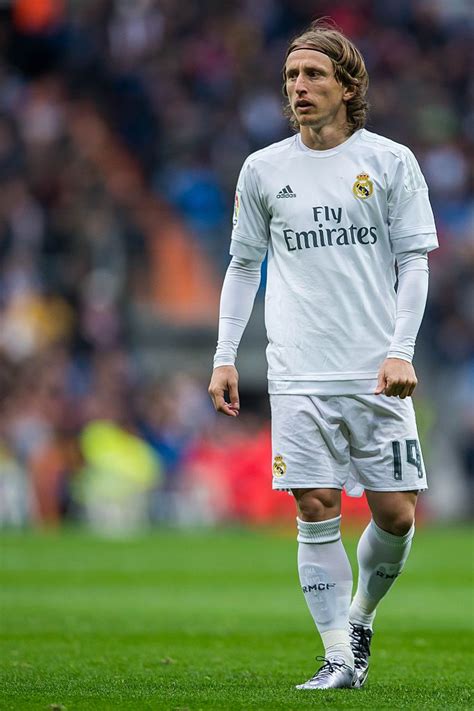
[{"xmin": 296, "ymin": 129, "xmax": 363, "ymax": 157}]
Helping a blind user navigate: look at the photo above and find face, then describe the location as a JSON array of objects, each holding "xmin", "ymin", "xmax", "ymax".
[{"xmin": 285, "ymin": 49, "xmax": 352, "ymax": 130}]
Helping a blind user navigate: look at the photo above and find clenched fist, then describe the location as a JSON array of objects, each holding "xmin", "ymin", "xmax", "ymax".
[{"xmin": 375, "ymin": 358, "xmax": 418, "ymax": 399}]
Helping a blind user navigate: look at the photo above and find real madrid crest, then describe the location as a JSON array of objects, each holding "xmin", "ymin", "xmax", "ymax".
[
  {"xmin": 352, "ymin": 172, "xmax": 374, "ymax": 200},
  {"xmin": 273, "ymin": 455, "xmax": 287, "ymax": 478}
]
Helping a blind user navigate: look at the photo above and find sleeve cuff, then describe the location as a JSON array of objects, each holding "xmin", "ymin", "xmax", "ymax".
[
  {"xmin": 230, "ymin": 237, "xmax": 267, "ymax": 262},
  {"xmin": 386, "ymin": 351, "xmax": 413, "ymax": 363},
  {"xmin": 213, "ymin": 357, "xmax": 236, "ymax": 368},
  {"xmin": 390, "ymin": 232, "xmax": 438, "ymax": 254}
]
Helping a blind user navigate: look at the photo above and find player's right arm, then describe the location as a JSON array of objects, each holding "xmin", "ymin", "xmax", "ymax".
[
  {"xmin": 208, "ymin": 256, "xmax": 261, "ymax": 416},
  {"xmin": 208, "ymin": 157, "xmax": 270, "ymax": 416}
]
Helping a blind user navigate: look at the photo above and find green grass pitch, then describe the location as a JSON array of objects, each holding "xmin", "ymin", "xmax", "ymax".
[{"xmin": 1, "ymin": 524, "xmax": 472, "ymax": 710}]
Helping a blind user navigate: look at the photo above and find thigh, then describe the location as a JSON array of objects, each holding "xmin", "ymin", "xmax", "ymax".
[
  {"xmin": 270, "ymin": 394, "xmax": 350, "ymax": 491},
  {"xmin": 344, "ymin": 395, "xmax": 427, "ymax": 493}
]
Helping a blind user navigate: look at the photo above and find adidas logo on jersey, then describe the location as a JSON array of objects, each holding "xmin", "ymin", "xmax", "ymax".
[{"xmin": 276, "ymin": 185, "xmax": 296, "ymax": 198}]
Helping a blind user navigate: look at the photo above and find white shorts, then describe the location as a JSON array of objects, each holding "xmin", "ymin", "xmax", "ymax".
[{"xmin": 270, "ymin": 394, "xmax": 427, "ymax": 497}]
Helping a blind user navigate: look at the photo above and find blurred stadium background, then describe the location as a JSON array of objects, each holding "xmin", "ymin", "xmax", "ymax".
[{"xmin": 0, "ymin": 0, "xmax": 472, "ymax": 532}]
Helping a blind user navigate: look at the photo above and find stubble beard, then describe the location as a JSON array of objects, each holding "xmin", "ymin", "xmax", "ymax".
[
  {"xmin": 293, "ymin": 103, "xmax": 345, "ymax": 133},
  {"xmin": 294, "ymin": 110, "xmax": 323, "ymax": 131}
]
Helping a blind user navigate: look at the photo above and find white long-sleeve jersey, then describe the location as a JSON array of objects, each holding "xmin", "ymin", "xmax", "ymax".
[{"xmin": 214, "ymin": 129, "xmax": 438, "ymax": 394}]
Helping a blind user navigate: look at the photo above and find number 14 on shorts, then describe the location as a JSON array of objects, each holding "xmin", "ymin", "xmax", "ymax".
[{"xmin": 392, "ymin": 440, "xmax": 423, "ymax": 480}]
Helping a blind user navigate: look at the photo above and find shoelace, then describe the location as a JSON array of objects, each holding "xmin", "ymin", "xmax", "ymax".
[
  {"xmin": 349, "ymin": 625, "xmax": 372, "ymax": 666},
  {"xmin": 311, "ymin": 656, "xmax": 346, "ymax": 680}
]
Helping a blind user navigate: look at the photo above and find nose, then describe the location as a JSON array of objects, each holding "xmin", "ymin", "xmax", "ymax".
[{"xmin": 295, "ymin": 73, "xmax": 307, "ymax": 94}]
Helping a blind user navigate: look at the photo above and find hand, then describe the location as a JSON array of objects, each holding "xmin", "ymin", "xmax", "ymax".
[
  {"xmin": 374, "ymin": 358, "xmax": 418, "ymax": 399},
  {"xmin": 208, "ymin": 365, "xmax": 240, "ymax": 417}
]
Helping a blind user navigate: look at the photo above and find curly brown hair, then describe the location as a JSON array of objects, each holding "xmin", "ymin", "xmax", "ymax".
[{"xmin": 282, "ymin": 20, "xmax": 369, "ymax": 134}]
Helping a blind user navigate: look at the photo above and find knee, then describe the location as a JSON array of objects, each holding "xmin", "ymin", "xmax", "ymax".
[
  {"xmin": 375, "ymin": 511, "xmax": 415, "ymax": 536},
  {"xmin": 293, "ymin": 488, "xmax": 341, "ymax": 522},
  {"xmin": 367, "ymin": 491, "xmax": 417, "ymax": 537}
]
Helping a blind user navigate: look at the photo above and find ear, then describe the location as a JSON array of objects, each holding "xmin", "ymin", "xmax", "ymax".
[{"xmin": 342, "ymin": 85, "xmax": 356, "ymax": 102}]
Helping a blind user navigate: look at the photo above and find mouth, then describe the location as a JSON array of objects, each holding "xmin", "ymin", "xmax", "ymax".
[{"xmin": 295, "ymin": 100, "xmax": 314, "ymax": 110}]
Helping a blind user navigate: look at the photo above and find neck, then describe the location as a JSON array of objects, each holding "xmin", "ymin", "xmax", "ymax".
[{"xmin": 299, "ymin": 119, "xmax": 353, "ymax": 151}]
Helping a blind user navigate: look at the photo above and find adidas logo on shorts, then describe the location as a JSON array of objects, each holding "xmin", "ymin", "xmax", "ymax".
[{"xmin": 276, "ymin": 185, "xmax": 296, "ymax": 198}]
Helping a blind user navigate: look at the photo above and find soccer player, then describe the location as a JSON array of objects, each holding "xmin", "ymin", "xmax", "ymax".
[{"xmin": 208, "ymin": 21, "xmax": 437, "ymax": 690}]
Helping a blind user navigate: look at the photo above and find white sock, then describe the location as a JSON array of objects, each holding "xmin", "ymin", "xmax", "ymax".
[
  {"xmin": 297, "ymin": 516, "xmax": 354, "ymax": 668},
  {"xmin": 349, "ymin": 518, "xmax": 414, "ymax": 629}
]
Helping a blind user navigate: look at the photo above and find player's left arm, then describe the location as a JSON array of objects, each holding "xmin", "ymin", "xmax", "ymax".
[
  {"xmin": 379, "ymin": 148, "xmax": 439, "ymax": 398},
  {"xmin": 375, "ymin": 250, "xmax": 428, "ymax": 399}
]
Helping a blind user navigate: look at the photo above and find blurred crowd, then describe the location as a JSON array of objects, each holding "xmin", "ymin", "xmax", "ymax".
[
  {"xmin": 0, "ymin": 344, "xmax": 299, "ymax": 529},
  {"xmin": 0, "ymin": 0, "xmax": 472, "ymax": 528}
]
